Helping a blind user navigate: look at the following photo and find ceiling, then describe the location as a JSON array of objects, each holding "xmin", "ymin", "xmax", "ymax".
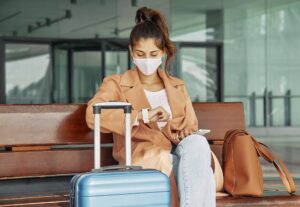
[{"xmin": 0, "ymin": 0, "xmax": 224, "ymax": 39}]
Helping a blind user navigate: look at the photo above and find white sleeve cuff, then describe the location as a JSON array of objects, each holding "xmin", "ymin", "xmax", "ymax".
[{"xmin": 133, "ymin": 114, "xmax": 139, "ymax": 126}]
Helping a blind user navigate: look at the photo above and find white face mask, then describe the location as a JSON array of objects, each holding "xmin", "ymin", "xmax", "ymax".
[{"xmin": 133, "ymin": 57, "xmax": 162, "ymax": 76}]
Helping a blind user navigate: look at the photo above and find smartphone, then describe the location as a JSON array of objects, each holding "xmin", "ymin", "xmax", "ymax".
[{"xmin": 192, "ymin": 129, "xmax": 211, "ymax": 135}]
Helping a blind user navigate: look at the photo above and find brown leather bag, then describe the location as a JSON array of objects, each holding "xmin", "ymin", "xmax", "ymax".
[{"xmin": 222, "ymin": 129, "xmax": 296, "ymax": 196}]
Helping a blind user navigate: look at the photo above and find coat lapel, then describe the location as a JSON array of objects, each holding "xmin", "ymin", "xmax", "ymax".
[
  {"xmin": 120, "ymin": 69, "xmax": 158, "ymax": 130},
  {"xmin": 157, "ymin": 69, "xmax": 186, "ymax": 119},
  {"xmin": 120, "ymin": 68, "xmax": 186, "ymax": 130},
  {"xmin": 120, "ymin": 69, "xmax": 151, "ymax": 110}
]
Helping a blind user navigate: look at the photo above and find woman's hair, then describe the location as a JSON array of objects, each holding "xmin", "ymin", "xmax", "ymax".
[{"xmin": 129, "ymin": 7, "xmax": 176, "ymax": 74}]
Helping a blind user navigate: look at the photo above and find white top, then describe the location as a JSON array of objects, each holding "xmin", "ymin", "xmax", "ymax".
[
  {"xmin": 144, "ymin": 88, "xmax": 173, "ymax": 129},
  {"xmin": 133, "ymin": 88, "xmax": 172, "ymax": 130}
]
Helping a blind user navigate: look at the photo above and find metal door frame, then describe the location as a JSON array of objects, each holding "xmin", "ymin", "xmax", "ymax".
[{"xmin": 52, "ymin": 38, "xmax": 130, "ymax": 103}]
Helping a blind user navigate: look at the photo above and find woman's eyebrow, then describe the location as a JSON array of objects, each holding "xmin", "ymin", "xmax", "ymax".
[{"xmin": 135, "ymin": 49, "xmax": 159, "ymax": 53}]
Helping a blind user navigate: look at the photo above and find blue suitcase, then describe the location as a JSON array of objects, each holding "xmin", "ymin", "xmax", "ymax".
[{"xmin": 69, "ymin": 102, "xmax": 171, "ymax": 207}]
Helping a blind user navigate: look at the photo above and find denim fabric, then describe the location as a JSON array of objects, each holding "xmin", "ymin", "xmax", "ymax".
[{"xmin": 171, "ymin": 134, "xmax": 216, "ymax": 207}]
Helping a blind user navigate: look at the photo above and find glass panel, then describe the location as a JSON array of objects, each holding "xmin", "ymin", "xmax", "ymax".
[
  {"xmin": 170, "ymin": 0, "xmax": 223, "ymax": 41},
  {"xmin": 266, "ymin": 0, "xmax": 300, "ymax": 127},
  {"xmin": 105, "ymin": 51, "xmax": 128, "ymax": 76},
  {"xmin": 255, "ymin": 98, "xmax": 264, "ymax": 127},
  {"xmin": 291, "ymin": 97, "xmax": 300, "ymax": 126},
  {"xmin": 5, "ymin": 43, "xmax": 51, "ymax": 104},
  {"xmin": 72, "ymin": 51, "xmax": 101, "ymax": 103},
  {"xmin": 225, "ymin": 96, "xmax": 251, "ymax": 125},
  {"xmin": 271, "ymin": 98, "xmax": 285, "ymax": 126},
  {"xmin": 223, "ymin": 0, "xmax": 267, "ymax": 127},
  {"xmin": 223, "ymin": 0, "xmax": 300, "ymax": 127},
  {"xmin": 53, "ymin": 47, "xmax": 68, "ymax": 103},
  {"xmin": 179, "ymin": 47, "xmax": 218, "ymax": 102}
]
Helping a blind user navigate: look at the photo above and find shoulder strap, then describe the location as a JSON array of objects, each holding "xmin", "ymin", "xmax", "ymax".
[{"xmin": 252, "ymin": 138, "xmax": 296, "ymax": 194}]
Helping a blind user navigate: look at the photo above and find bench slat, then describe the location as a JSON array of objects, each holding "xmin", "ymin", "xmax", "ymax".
[
  {"xmin": 7, "ymin": 146, "xmax": 51, "ymax": 152},
  {"xmin": 0, "ymin": 104, "xmax": 112, "ymax": 147},
  {"xmin": 194, "ymin": 102, "xmax": 245, "ymax": 141},
  {"xmin": 0, "ymin": 194, "xmax": 68, "ymax": 207},
  {"xmin": 0, "ymin": 148, "xmax": 117, "ymax": 178}
]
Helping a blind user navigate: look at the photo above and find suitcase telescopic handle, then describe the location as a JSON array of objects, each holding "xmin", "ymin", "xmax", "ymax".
[
  {"xmin": 93, "ymin": 102, "xmax": 132, "ymax": 170},
  {"xmin": 93, "ymin": 102, "xmax": 132, "ymax": 114}
]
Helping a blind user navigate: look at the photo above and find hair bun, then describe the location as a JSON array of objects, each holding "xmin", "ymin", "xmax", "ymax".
[{"xmin": 135, "ymin": 7, "xmax": 153, "ymax": 24}]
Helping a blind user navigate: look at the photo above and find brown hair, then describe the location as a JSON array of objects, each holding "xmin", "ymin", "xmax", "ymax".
[{"xmin": 129, "ymin": 7, "xmax": 176, "ymax": 74}]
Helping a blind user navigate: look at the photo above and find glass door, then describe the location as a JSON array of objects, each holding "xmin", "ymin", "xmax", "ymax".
[
  {"xmin": 52, "ymin": 39, "xmax": 130, "ymax": 103},
  {"xmin": 4, "ymin": 43, "xmax": 51, "ymax": 104},
  {"xmin": 52, "ymin": 44, "xmax": 68, "ymax": 103},
  {"xmin": 104, "ymin": 40, "xmax": 130, "ymax": 77},
  {"xmin": 72, "ymin": 50, "xmax": 102, "ymax": 103},
  {"xmin": 174, "ymin": 42, "xmax": 223, "ymax": 102}
]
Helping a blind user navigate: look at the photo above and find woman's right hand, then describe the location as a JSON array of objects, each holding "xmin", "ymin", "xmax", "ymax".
[{"xmin": 148, "ymin": 106, "xmax": 170, "ymax": 122}]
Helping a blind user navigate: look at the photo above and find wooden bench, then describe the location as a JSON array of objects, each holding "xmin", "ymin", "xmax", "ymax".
[{"xmin": 0, "ymin": 103, "xmax": 298, "ymax": 207}]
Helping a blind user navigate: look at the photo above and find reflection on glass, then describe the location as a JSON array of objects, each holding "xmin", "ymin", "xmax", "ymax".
[
  {"xmin": 267, "ymin": 0, "xmax": 300, "ymax": 127},
  {"xmin": 270, "ymin": 98, "xmax": 285, "ymax": 126},
  {"xmin": 5, "ymin": 44, "xmax": 50, "ymax": 104},
  {"xmin": 170, "ymin": 2, "xmax": 223, "ymax": 42},
  {"xmin": 255, "ymin": 99, "xmax": 264, "ymax": 126},
  {"xmin": 73, "ymin": 51, "xmax": 102, "ymax": 103},
  {"xmin": 292, "ymin": 98, "xmax": 300, "ymax": 126},
  {"xmin": 222, "ymin": 0, "xmax": 300, "ymax": 127},
  {"xmin": 53, "ymin": 48, "xmax": 68, "ymax": 103},
  {"xmin": 105, "ymin": 51, "xmax": 128, "ymax": 76},
  {"xmin": 180, "ymin": 47, "xmax": 218, "ymax": 102}
]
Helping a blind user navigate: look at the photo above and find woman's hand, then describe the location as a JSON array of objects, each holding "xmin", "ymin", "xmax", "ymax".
[
  {"xmin": 148, "ymin": 106, "xmax": 170, "ymax": 122},
  {"xmin": 137, "ymin": 106, "xmax": 170, "ymax": 123},
  {"xmin": 177, "ymin": 129, "xmax": 194, "ymax": 140}
]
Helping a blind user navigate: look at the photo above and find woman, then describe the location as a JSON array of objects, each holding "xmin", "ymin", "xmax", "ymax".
[{"xmin": 86, "ymin": 6, "xmax": 216, "ymax": 207}]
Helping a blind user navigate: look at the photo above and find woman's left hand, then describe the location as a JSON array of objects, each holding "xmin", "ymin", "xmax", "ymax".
[{"xmin": 177, "ymin": 129, "xmax": 194, "ymax": 141}]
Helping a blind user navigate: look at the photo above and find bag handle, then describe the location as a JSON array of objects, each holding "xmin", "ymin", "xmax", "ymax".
[{"xmin": 252, "ymin": 138, "xmax": 296, "ymax": 194}]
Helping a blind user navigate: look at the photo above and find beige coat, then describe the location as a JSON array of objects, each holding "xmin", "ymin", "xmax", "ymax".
[{"xmin": 86, "ymin": 68, "xmax": 198, "ymax": 207}]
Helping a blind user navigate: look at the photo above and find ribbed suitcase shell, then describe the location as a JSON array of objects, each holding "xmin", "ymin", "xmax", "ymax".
[{"xmin": 70, "ymin": 169, "xmax": 170, "ymax": 207}]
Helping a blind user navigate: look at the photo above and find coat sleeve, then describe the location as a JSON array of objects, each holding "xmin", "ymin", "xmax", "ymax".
[
  {"xmin": 161, "ymin": 84, "xmax": 198, "ymax": 144},
  {"xmin": 86, "ymin": 75, "xmax": 140, "ymax": 136}
]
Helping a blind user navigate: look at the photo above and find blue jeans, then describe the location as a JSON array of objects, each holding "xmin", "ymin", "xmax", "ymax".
[{"xmin": 171, "ymin": 134, "xmax": 216, "ymax": 207}]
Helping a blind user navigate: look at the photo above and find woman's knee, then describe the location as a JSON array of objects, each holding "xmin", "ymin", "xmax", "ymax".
[{"xmin": 178, "ymin": 134, "xmax": 211, "ymax": 156}]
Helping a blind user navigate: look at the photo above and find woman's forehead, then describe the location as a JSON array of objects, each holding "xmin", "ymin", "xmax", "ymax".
[{"xmin": 133, "ymin": 38, "xmax": 162, "ymax": 52}]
